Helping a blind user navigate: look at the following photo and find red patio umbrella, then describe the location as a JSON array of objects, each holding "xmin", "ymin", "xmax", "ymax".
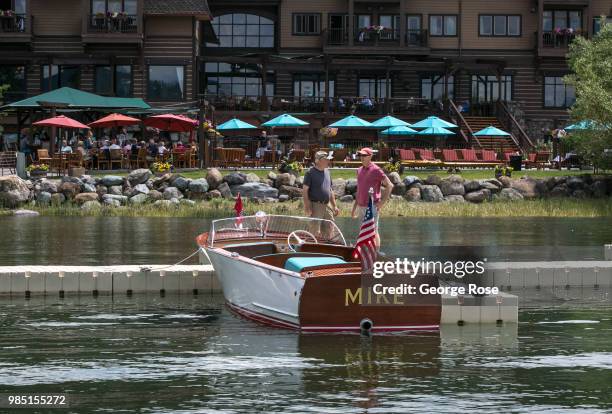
[
  {"xmin": 33, "ymin": 115, "xmax": 90, "ymax": 129},
  {"xmin": 144, "ymin": 114, "xmax": 199, "ymax": 132},
  {"xmin": 88, "ymin": 113, "xmax": 141, "ymax": 128}
]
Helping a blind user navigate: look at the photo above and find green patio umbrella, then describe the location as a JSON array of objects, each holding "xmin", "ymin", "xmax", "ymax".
[
  {"xmin": 564, "ymin": 120, "xmax": 596, "ymax": 131},
  {"xmin": 412, "ymin": 116, "xmax": 458, "ymax": 129},
  {"xmin": 217, "ymin": 118, "xmax": 258, "ymax": 131},
  {"xmin": 262, "ymin": 113, "xmax": 309, "ymax": 127},
  {"xmin": 328, "ymin": 115, "xmax": 373, "ymax": 128},
  {"xmin": 473, "ymin": 125, "xmax": 511, "ymax": 136},
  {"xmin": 380, "ymin": 125, "xmax": 418, "ymax": 135},
  {"xmin": 371, "ymin": 115, "xmax": 411, "ymax": 128},
  {"xmin": 417, "ymin": 126, "xmax": 455, "ymax": 136}
]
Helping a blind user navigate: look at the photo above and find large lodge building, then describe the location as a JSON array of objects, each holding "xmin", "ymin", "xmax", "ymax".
[{"xmin": 1, "ymin": 0, "xmax": 611, "ymax": 153}]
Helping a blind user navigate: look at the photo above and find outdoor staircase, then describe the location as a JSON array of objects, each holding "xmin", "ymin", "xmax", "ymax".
[{"xmin": 462, "ymin": 116, "xmax": 520, "ymax": 153}]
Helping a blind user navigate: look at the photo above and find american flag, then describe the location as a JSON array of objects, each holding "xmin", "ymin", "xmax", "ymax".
[
  {"xmin": 234, "ymin": 192, "xmax": 243, "ymax": 227},
  {"xmin": 352, "ymin": 190, "xmax": 378, "ymax": 271}
]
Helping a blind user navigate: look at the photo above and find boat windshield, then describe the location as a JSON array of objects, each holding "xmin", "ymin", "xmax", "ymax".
[{"xmin": 209, "ymin": 215, "xmax": 347, "ymax": 247}]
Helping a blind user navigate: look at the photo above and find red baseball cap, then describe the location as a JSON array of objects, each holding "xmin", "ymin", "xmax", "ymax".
[{"xmin": 357, "ymin": 147, "xmax": 373, "ymax": 156}]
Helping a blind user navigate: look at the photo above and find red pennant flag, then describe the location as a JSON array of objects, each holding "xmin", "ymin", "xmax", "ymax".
[{"xmin": 234, "ymin": 192, "xmax": 243, "ymax": 227}]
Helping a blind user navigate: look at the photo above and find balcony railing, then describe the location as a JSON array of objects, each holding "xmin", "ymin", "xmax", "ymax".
[
  {"xmin": 541, "ymin": 30, "xmax": 583, "ymax": 48},
  {"xmin": 87, "ymin": 14, "xmax": 138, "ymax": 34},
  {"xmin": 324, "ymin": 28, "xmax": 428, "ymax": 48},
  {"xmin": 0, "ymin": 13, "xmax": 27, "ymax": 33},
  {"xmin": 203, "ymin": 94, "xmax": 437, "ymax": 116}
]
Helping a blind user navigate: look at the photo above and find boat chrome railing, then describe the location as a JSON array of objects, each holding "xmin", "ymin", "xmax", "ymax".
[{"xmin": 209, "ymin": 215, "xmax": 347, "ymax": 247}]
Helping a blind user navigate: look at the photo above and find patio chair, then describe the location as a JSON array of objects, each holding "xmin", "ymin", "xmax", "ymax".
[
  {"xmin": 172, "ymin": 150, "xmax": 187, "ymax": 168},
  {"xmin": 109, "ymin": 149, "xmax": 124, "ymax": 170},
  {"xmin": 37, "ymin": 149, "xmax": 52, "ymax": 164},
  {"xmin": 417, "ymin": 149, "xmax": 436, "ymax": 161},
  {"xmin": 97, "ymin": 149, "xmax": 111, "ymax": 170},
  {"xmin": 398, "ymin": 148, "xmax": 416, "ymax": 161},
  {"xmin": 134, "ymin": 147, "xmax": 148, "ymax": 169},
  {"xmin": 50, "ymin": 153, "xmax": 67, "ymax": 175},
  {"xmin": 479, "ymin": 150, "xmax": 499, "ymax": 163},
  {"xmin": 213, "ymin": 147, "xmax": 226, "ymax": 168},
  {"xmin": 460, "ymin": 149, "xmax": 478, "ymax": 162},
  {"xmin": 189, "ymin": 147, "xmax": 198, "ymax": 168},
  {"xmin": 262, "ymin": 150, "xmax": 277, "ymax": 168},
  {"xmin": 441, "ymin": 149, "xmax": 460, "ymax": 163}
]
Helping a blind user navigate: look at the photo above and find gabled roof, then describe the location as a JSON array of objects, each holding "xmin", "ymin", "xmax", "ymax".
[
  {"xmin": 3, "ymin": 87, "xmax": 150, "ymax": 110},
  {"xmin": 144, "ymin": 0, "xmax": 212, "ymax": 19}
]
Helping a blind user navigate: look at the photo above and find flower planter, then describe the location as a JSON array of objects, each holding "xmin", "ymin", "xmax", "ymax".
[{"xmin": 29, "ymin": 170, "xmax": 48, "ymax": 179}]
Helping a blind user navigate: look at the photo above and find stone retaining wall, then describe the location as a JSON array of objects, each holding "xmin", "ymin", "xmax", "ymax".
[{"xmin": 0, "ymin": 169, "xmax": 611, "ymax": 210}]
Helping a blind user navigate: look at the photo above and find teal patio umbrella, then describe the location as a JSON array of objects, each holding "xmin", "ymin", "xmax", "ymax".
[
  {"xmin": 473, "ymin": 125, "xmax": 511, "ymax": 137},
  {"xmin": 328, "ymin": 115, "xmax": 373, "ymax": 128},
  {"xmin": 412, "ymin": 116, "xmax": 457, "ymax": 129},
  {"xmin": 417, "ymin": 126, "xmax": 455, "ymax": 136},
  {"xmin": 262, "ymin": 113, "xmax": 309, "ymax": 127},
  {"xmin": 380, "ymin": 125, "xmax": 418, "ymax": 135},
  {"xmin": 217, "ymin": 118, "xmax": 258, "ymax": 131},
  {"xmin": 564, "ymin": 120, "xmax": 596, "ymax": 131},
  {"xmin": 371, "ymin": 115, "xmax": 411, "ymax": 128}
]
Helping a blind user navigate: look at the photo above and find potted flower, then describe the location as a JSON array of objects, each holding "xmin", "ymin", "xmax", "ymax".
[
  {"xmin": 277, "ymin": 156, "xmax": 304, "ymax": 177},
  {"xmin": 27, "ymin": 163, "xmax": 49, "ymax": 178},
  {"xmin": 151, "ymin": 161, "xmax": 173, "ymax": 176},
  {"xmin": 494, "ymin": 165, "xmax": 513, "ymax": 179},
  {"xmin": 383, "ymin": 158, "xmax": 405, "ymax": 176}
]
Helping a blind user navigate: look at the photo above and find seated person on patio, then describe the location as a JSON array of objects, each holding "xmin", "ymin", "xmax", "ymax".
[
  {"xmin": 458, "ymin": 100, "xmax": 470, "ymax": 113},
  {"xmin": 336, "ymin": 97, "xmax": 346, "ymax": 111},
  {"xmin": 60, "ymin": 140, "xmax": 73, "ymax": 154},
  {"xmin": 174, "ymin": 141, "xmax": 186, "ymax": 153},
  {"xmin": 360, "ymin": 96, "xmax": 374, "ymax": 110},
  {"xmin": 109, "ymin": 139, "xmax": 121, "ymax": 150},
  {"xmin": 255, "ymin": 142, "xmax": 266, "ymax": 159},
  {"xmin": 123, "ymin": 139, "xmax": 133, "ymax": 156},
  {"xmin": 146, "ymin": 139, "xmax": 158, "ymax": 161},
  {"xmin": 77, "ymin": 141, "xmax": 90, "ymax": 162},
  {"xmin": 157, "ymin": 142, "xmax": 168, "ymax": 156}
]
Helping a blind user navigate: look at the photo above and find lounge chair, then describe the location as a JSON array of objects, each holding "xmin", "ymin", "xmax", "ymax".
[
  {"xmin": 460, "ymin": 149, "xmax": 478, "ymax": 162},
  {"xmin": 441, "ymin": 149, "xmax": 460, "ymax": 163},
  {"xmin": 479, "ymin": 150, "xmax": 499, "ymax": 163},
  {"xmin": 398, "ymin": 149, "xmax": 416, "ymax": 161},
  {"xmin": 417, "ymin": 148, "xmax": 436, "ymax": 161}
]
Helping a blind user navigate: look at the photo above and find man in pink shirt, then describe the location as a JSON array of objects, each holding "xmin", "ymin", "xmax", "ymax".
[{"xmin": 351, "ymin": 147, "xmax": 393, "ymax": 248}]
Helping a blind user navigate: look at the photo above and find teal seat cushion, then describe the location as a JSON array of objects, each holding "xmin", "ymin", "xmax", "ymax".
[{"xmin": 285, "ymin": 257, "xmax": 346, "ymax": 272}]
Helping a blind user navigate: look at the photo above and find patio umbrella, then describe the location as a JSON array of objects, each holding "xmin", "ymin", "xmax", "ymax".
[
  {"xmin": 262, "ymin": 113, "xmax": 309, "ymax": 127},
  {"xmin": 33, "ymin": 115, "xmax": 90, "ymax": 129},
  {"xmin": 473, "ymin": 125, "xmax": 511, "ymax": 137},
  {"xmin": 564, "ymin": 120, "xmax": 596, "ymax": 131},
  {"xmin": 412, "ymin": 116, "xmax": 457, "ymax": 129},
  {"xmin": 380, "ymin": 125, "xmax": 418, "ymax": 135},
  {"xmin": 144, "ymin": 114, "xmax": 198, "ymax": 132},
  {"xmin": 371, "ymin": 115, "xmax": 411, "ymax": 128},
  {"xmin": 417, "ymin": 126, "xmax": 455, "ymax": 136},
  {"xmin": 88, "ymin": 113, "xmax": 141, "ymax": 128},
  {"xmin": 217, "ymin": 118, "xmax": 258, "ymax": 131},
  {"xmin": 328, "ymin": 115, "xmax": 373, "ymax": 128}
]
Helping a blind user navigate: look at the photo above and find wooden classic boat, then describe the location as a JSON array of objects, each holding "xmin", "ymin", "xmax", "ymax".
[{"xmin": 196, "ymin": 214, "xmax": 441, "ymax": 333}]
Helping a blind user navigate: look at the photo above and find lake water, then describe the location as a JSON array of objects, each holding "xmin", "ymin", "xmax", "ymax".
[
  {"xmin": 0, "ymin": 216, "xmax": 610, "ymax": 265},
  {"xmin": 0, "ymin": 295, "xmax": 610, "ymax": 413}
]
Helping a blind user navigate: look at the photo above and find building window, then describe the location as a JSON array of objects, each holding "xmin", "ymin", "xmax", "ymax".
[
  {"xmin": 91, "ymin": 0, "xmax": 137, "ymax": 14},
  {"xmin": 148, "ymin": 65, "xmax": 184, "ymax": 101},
  {"xmin": 41, "ymin": 65, "xmax": 79, "ymax": 91},
  {"xmin": 95, "ymin": 65, "xmax": 132, "ymax": 97},
  {"xmin": 0, "ymin": 65, "xmax": 26, "ymax": 103},
  {"xmin": 544, "ymin": 76, "xmax": 575, "ymax": 108},
  {"xmin": 429, "ymin": 15, "xmax": 457, "ymax": 36},
  {"xmin": 293, "ymin": 13, "xmax": 320, "ymax": 35},
  {"xmin": 471, "ymin": 75, "xmax": 512, "ymax": 102},
  {"xmin": 203, "ymin": 62, "xmax": 275, "ymax": 98},
  {"xmin": 207, "ymin": 13, "xmax": 274, "ymax": 48},
  {"xmin": 420, "ymin": 74, "xmax": 454, "ymax": 102},
  {"xmin": 593, "ymin": 16, "xmax": 612, "ymax": 35},
  {"xmin": 543, "ymin": 10, "xmax": 582, "ymax": 32},
  {"xmin": 479, "ymin": 15, "xmax": 521, "ymax": 36},
  {"xmin": 293, "ymin": 74, "xmax": 334, "ymax": 98},
  {"xmin": 358, "ymin": 77, "xmax": 390, "ymax": 99},
  {"xmin": 379, "ymin": 15, "xmax": 399, "ymax": 39}
]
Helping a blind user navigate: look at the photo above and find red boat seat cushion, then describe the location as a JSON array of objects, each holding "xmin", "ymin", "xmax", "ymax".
[{"xmin": 285, "ymin": 257, "xmax": 346, "ymax": 272}]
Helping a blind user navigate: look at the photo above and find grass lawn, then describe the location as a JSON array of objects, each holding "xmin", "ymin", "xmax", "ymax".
[{"xmin": 91, "ymin": 167, "xmax": 603, "ymax": 182}]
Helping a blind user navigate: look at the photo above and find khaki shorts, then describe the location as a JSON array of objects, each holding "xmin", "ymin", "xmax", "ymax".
[
  {"xmin": 356, "ymin": 205, "xmax": 380, "ymax": 230},
  {"xmin": 309, "ymin": 202, "xmax": 335, "ymax": 241}
]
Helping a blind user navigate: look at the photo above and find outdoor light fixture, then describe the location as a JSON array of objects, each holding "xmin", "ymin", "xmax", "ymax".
[
  {"xmin": 58, "ymin": 271, "xmax": 65, "ymax": 279},
  {"xmin": 24, "ymin": 271, "xmax": 31, "ymax": 279},
  {"xmin": 126, "ymin": 271, "xmax": 133, "ymax": 278},
  {"xmin": 160, "ymin": 270, "xmax": 166, "ymax": 278},
  {"xmin": 192, "ymin": 270, "xmax": 198, "ymax": 277}
]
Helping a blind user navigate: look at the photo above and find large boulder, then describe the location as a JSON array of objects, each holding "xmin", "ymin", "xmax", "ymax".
[
  {"xmin": 439, "ymin": 179, "xmax": 465, "ymax": 196},
  {"xmin": 331, "ymin": 178, "xmax": 347, "ymax": 198},
  {"xmin": 74, "ymin": 192, "xmax": 99, "ymax": 204},
  {"xmin": 268, "ymin": 171, "xmax": 277, "ymax": 181},
  {"xmin": 101, "ymin": 175, "xmax": 124, "ymax": 187},
  {"xmin": 153, "ymin": 200, "xmax": 177, "ymax": 208},
  {"xmin": 13, "ymin": 209, "xmax": 40, "ymax": 216},
  {"xmin": 61, "ymin": 176, "xmax": 83, "ymax": 187},
  {"xmin": 224, "ymin": 172, "xmax": 247, "ymax": 186},
  {"xmin": 96, "ymin": 185, "xmax": 108, "ymax": 196},
  {"xmin": 279, "ymin": 185, "xmax": 303, "ymax": 199},
  {"xmin": 163, "ymin": 187, "xmax": 183, "ymax": 200},
  {"xmin": 590, "ymin": 180, "xmax": 607, "ymax": 198},
  {"xmin": 546, "ymin": 176, "xmax": 567, "ymax": 190},
  {"xmin": 206, "ymin": 168, "xmax": 223, "ymax": 190},
  {"xmin": 339, "ymin": 194, "xmax": 354, "ymax": 203},
  {"xmin": 103, "ymin": 198, "xmax": 121, "ymax": 207},
  {"xmin": 464, "ymin": 180, "xmax": 481, "ymax": 193},
  {"xmin": 295, "ymin": 175, "xmax": 304, "ymax": 188},
  {"xmin": 50, "ymin": 193, "xmax": 66, "ymax": 205},
  {"xmin": 129, "ymin": 193, "xmax": 148, "ymax": 205},
  {"xmin": 217, "ymin": 182, "xmax": 233, "ymax": 199},
  {"xmin": 39, "ymin": 179, "xmax": 58, "ymax": 194},
  {"xmin": 36, "ymin": 191, "xmax": 52, "ymax": 206},
  {"xmin": 108, "ymin": 185, "xmax": 123, "ymax": 196},
  {"xmin": 345, "ymin": 179, "xmax": 358, "ymax": 195},
  {"xmin": 478, "ymin": 181, "xmax": 502, "ymax": 193},
  {"xmin": 82, "ymin": 183, "xmax": 96, "ymax": 193},
  {"xmin": 101, "ymin": 194, "xmax": 128, "ymax": 205},
  {"xmin": 498, "ymin": 176, "xmax": 512, "ymax": 188},
  {"xmin": 171, "ymin": 176, "xmax": 191, "ymax": 191},
  {"xmin": 571, "ymin": 189, "xmax": 588, "ymax": 198},
  {"xmin": 59, "ymin": 182, "xmax": 81, "ymax": 199},
  {"xmin": 148, "ymin": 190, "xmax": 163, "ymax": 201},
  {"xmin": 392, "ymin": 182, "xmax": 406, "ymax": 196},
  {"xmin": 387, "ymin": 172, "xmax": 402, "ymax": 185},
  {"xmin": 495, "ymin": 188, "xmax": 524, "ymax": 201},
  {"xmin": 246, "ymin": 173, "xmax": 260, "ymax": 183},
  {"xmin": 128, "ymin": 169, "xmax": 152, "ymax": 186},
  {"xmin": 420, "ymin": 185, "xmax": 444, "ymax": 202},
  {"xmin": 81, "ymin": 200, "xmax": 102, "ymax": 211},
  {"xmin": 566, "ymin": 176, "xmax": 585, "ymax": 190},
  {"xmin": 230, "ymin": 182, "xmax": 279, "ymax": 199},
  {"xmin": 424, "ymin": 175, "xmax": 442, "ymax": 186},
  {"xmin": 131, "ymin": 183, "xmax": 150, "ymax": 195},
  {"xmin": 549, "ymin": 184, "xmax": 570, "ymax": 197},
  {"xmin": 404, "ymin": 187, "xmax": 421, "ymax": 202},
  {"xmin": 80, "ymin": 175, "xmax": 96, "ymax": 186},
  {"xmin": 189, "ymin": 178, "xmax": 209, "ymax": 194},
  {"xmin": 276, "ymin": 173, "xmax": 296, "ymax": 187},
  {"xmin": 403, "ymin": 176, "xmax": 421, "ymax": 187},
  {"xmin": 0, "ymin": 176, "xmax": 31, "ymax": 207},
  {"xmin": 205, "ymin": 189, "xmax": 222, "ymax": 199},
  {"xmin": 443, "ymin": 195, "xmax": 466, "ymax": 203},
  {"xmin": 464, "ymin": 189, "xmax": 491, "ymax": 203},
  {"xmin": 510, "ymin": 177, "xmax": 544, "ymax": 199}
]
